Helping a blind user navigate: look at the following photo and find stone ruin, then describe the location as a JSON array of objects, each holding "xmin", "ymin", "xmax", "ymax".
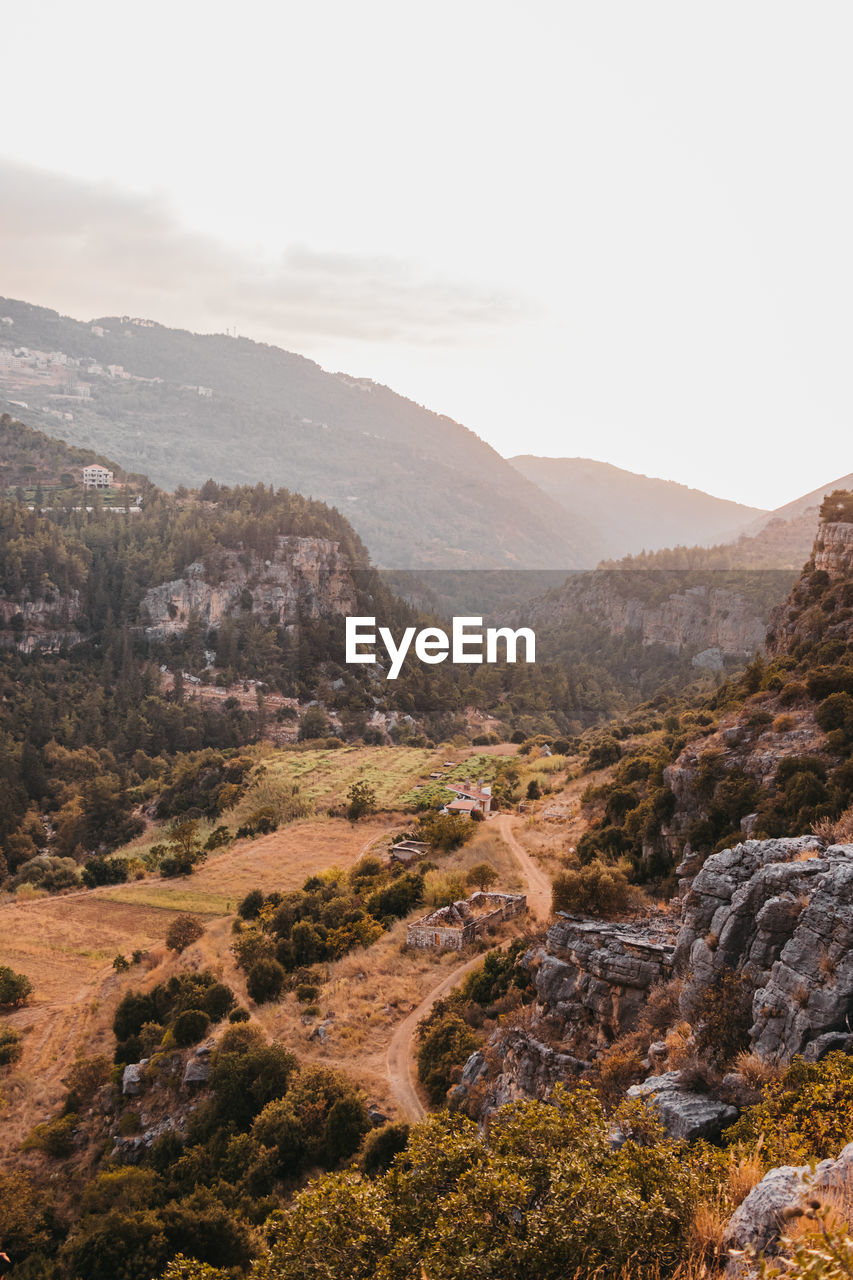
[{"xmin": 406, "ymin": 891, "xmax": 527, "ymax": 950}]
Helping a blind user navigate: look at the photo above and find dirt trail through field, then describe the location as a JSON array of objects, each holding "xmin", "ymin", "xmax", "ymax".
[
  {"xmin": 494, "ymin": 814, "xmax": 551, "ymax": 920},
  {"xmin": 385, "ymin": 951, "xmax": 486, "ymax": 1121},
  {"xmin": 385, "ymin": 811, "xmax": 553, "ymax": 1119}
]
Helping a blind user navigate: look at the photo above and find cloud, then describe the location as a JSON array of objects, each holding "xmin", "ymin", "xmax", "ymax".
[{"xmin": 0, "ymin": 156, "xmax": 528, "ymax": 345}]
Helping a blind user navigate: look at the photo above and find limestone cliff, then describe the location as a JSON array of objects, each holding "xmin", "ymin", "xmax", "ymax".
[
  {"xmin": 138, "ymin": 536, "xmax": 358, "ymax": 638},
  {"xmin": 0, "ymin": 590, "xmax": 84, "ymax": 653}
]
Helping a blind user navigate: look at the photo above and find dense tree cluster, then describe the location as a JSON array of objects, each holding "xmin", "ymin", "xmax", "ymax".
[{"xmin": 232, "ymin": 856, "xmax": 425, "ymax": 981}]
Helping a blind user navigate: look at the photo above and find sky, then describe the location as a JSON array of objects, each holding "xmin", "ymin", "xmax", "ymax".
[{"xmin": 2, "ymin": 1, "xmax": 851, "ymax": 510}]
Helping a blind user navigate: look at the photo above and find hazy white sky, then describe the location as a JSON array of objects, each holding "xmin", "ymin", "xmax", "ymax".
[{"xmin": 3, "ymin": 1, "xmax": 851, "ymax": 508}]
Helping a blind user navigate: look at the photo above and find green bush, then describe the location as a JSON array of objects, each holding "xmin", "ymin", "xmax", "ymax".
[
  {"xmin": 173, "ymin": 1009, "xmax": 211, "ymax": 1047},
  {"xmin": 416, "ymin": 1011, "xmax": 480, "ymax": 1105},
  {"xmin": 552, "ymin": 860, "xmax": 632, "ymax": 917},
  {"xmin": 23, "ymin": 1112, "xmax": 78, "ymax": 1158},
  {"xmin": 0, "ymin": 1024, "xmax": 22, "ymax": 1065},
  {"xmin": 236, "ymin": 1089, "xmax": 714, "ymax": 1279},
  {"xmin": 359, "ymin": 1122, "xmax": 410, "ymax": 1176},
  {"xmin": 0, "ymin": 964, "xmax": 33, "ymax": 1008},
  {"xmin": 247, "ymin": 957, "xmax": 286, "ymax": 1004},
  {"xmin": 238, "ymin": 888, "xmax": 264, "ymax": 920},
  {"xmin": 727, "ymin": 1051, "xmax": 853, "ymax": 1166}
]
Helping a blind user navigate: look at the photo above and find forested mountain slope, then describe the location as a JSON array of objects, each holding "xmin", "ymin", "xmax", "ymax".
[{"xmin": 0, "ymin": 298, "xmax": 595, "ymax": 569}]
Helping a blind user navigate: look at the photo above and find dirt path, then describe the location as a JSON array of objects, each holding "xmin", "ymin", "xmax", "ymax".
[
  {"xmin": 385, "ymin": 812, "xmax": 553, "ymax": 1119},
  {"xmin": 385, "ymin": 951, "xmax": 486, "ymax": 1121},
  {"xmin": 495, "ymin": 813, "xmax": 552, "ymax": 920}
]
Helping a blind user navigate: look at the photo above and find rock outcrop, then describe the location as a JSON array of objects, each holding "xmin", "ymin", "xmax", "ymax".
[
  {"xmin": 450, "ymin": 1027, "xmax": 588, "ymax": 1116},
  {"xmin": 452, "ymin": 915, "xmax": 674, "ymax": 1115},
  {"xmin": 0, "ymin": 590, "xmax": 84, "ymax": 652},
  {"xmin": 626, "ymin": 1071, "xmax": 738, "ymax": 1142},
  {"xmin": 814, "ymin": 520, "xmax": 853, "ymax": 579},
  {"xmin": 139, "ymin": 535, "xmax": 358, "ymax": 639},
  {"xmin": 675, "ymin": 837, "xmax": 853, "ymax": 1063},
  {"xmin": 532, "ymin": 915, "xmax": 676, "ymax": 1056},
  {"xmin": 723, "ymin": 1142, "xmax": 853, "ymax": 1275},
  {"xmin": 529, "ymin": 574, "xmax": 776, "ymax": 659}
]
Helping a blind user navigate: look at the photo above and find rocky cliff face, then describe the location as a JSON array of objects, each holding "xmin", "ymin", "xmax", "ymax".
[
  {"xmin": 0, "ymin": 590, "xmax": 84, "ymax": 653},
  {"xmin": 452, "ymin": 913, "xmax": 677, "ymax": 1116},
  {"xmin": 531, "ymin": 914, "xmax": 676, "ymax": 1056},
  {"xmin": 815, "ymin": 520, "xmax": 853, "ymax": 579},
  {"xmin": 559, "ymin": 578, "xmax": 770, "ymax": 658},
  {"xmin": 456, "ymin": 836, "xmax": 853, "ymax": 1118},
  {"xmin": 139, "ymin": 536, "xmax": 358, "ymax": 639},
  {"xmin": 676, "ymin": 836, "xmax": 853, "ymax": 1063}
]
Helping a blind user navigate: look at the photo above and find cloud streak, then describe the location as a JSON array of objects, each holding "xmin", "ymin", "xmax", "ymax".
[{"xmin": 0, "ymin": 156, "xmax": 529, "ymax": 346}]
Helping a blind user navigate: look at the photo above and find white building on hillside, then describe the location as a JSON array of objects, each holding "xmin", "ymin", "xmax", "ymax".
[{"xmin": 82, "ymin": 464, "xmax": 114, "ymax": 489}]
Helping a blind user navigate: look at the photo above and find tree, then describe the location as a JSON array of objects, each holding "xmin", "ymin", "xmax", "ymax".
[
  {"xmin": 526, "ymin": 779, "xmax": 541, "ymax": 800},
  {"xmin": 247, "ymin": 957, "xmax": 286, "ymax": 1004},
  {"xmin": 0, "ymin": 966, "xmax": 33, "ymax": 1009},
  {"xmin": 166, "ymin": 915, "xmax": 204, "ymax": 954},
  {"xmin": 173, "ymin": 1009, "xmax": 210, "ymax": 1047},
  {"xmin": 465, "ymin": 863, "xmax": 498, "ymax": 893},
  {"xmin": 299, "ymin": 707, "xmax": 329, "ymax": 741},
  {"xmin": 347, "ymin": 780, "xmax": 376, "ymax": 822}
]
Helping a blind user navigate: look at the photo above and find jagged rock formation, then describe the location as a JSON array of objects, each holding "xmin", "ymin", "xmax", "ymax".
[
  {"xmin": 676, "ymin": 836, "xmax": 853, "ymax": 1062},
  {"xmin": 450, "ymin": 1028, "xmax": 588, "ymax": 1113},
  {"xmin": 452, "ymin": 915, "xmax": 675, "ymax": 1115},
  {"xmin": 532, "ymin": 915, "xmax": 676, "ymax": 1056},
  {"xmin": 456, "ymin": 836, "xmax": 853, "ymax": 1118},
  {"xmin": 138, "ymin": 535, "xmax": 358, "ymax": 639},
  {"xmin": 815, "ymin": 520, "xmax": 853, "ymax": 579}
]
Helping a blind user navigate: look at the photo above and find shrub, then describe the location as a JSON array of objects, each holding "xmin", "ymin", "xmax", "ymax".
[
  {"xmin": 201, "ymin": 982, "xmax": 235, "ymax": 1022},
  {"xmin": 82, "ymin": 856, "xmax": 129, "ymax": 888},
  {"xmin": 65, "ymin": 1054, "xmax": 111, "ymax": 1103},
  {"xmin": 0, "ymin": 1024, "xmax": 22, "ymax": 1066},
  {"xmin": 23, "ymin": 1112, "xmax": 78, "ymax": 1158},
  {"xmin": 687, "ymin": 970, "xmax": 754, "ymax": 1068},
  {"xmin": 173, "ymin": 1009, "xmax": 210, "ymax": 1047},
  {"xmin": 238, "ymin": 888, "xmax": 264, "ymax": 920},
  {"xmin": 416, "ymin": 1010, "xmax": 480, "ymax": 1104},
  {"xmin": 247, "ymin": 957, "xmax": 286, "ymax": 1004},
  {"xmin": 552, "ymin": 860, "xmax": 632, "ymax": 917},
  {"xmin": 166, "ymin": 915, "xmax": 204, "ymax": 953},
  {"xmin": 113, "ymin": 953, "xmax": 130, "ymax": 972},
  {"xmin": 228, "ymin": 1006, "xmax": 250, "ymax": 1023},
  {"xmin": 360, "ymin": 1122, "xmax": 410, "ymax": 1175},
  {"xmin": 465, "ymin": 863, "xmax": 499, "ymax": 893},
  {"xmin": 347, "ymin": 780, "xmax": 376, "ymax": 821},
  {"xmin": 727, "ymin": 1051, "xmax": 853, "ymax": 1166},
  {"xmin": 0, "ymin": 965, "xmax": 33, "ymax": 1008}
]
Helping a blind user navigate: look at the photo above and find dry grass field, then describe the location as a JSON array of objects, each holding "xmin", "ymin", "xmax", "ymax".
[{"xmin": 1, "ymin": 741, "xmax": 606, "ymax": 1153}]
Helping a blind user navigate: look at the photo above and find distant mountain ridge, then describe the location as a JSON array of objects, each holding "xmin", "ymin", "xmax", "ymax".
[
  {"xmin": 509, "ymin": 454, "xmax": 765, "ymax": 560},
  {"xmin": 0, "ymin": 297, "xmax": 599, "ymax": 570}
]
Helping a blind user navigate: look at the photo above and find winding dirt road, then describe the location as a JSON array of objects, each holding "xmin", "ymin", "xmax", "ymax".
[
  {"xmin": 385, "ymin": 812, "xmax": 552, "ymax": 1119},
  {"xmin": 495, "ymin": 813, "xmax": 552, "ymax": 921}
]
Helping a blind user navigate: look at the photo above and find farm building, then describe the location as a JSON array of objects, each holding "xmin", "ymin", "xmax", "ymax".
[
  {"xmin": 406, "ymin": 890, "xmax": 526, "ymax": 950},
  {"xmin": 441, "ymin": 779, "xmax": 493, "ymax": 817}
]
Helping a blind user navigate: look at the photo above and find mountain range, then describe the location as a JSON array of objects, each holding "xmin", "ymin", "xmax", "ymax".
[{"xmin": 0, "ymin": 295, "xmax": 845, "ymax": 571}]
